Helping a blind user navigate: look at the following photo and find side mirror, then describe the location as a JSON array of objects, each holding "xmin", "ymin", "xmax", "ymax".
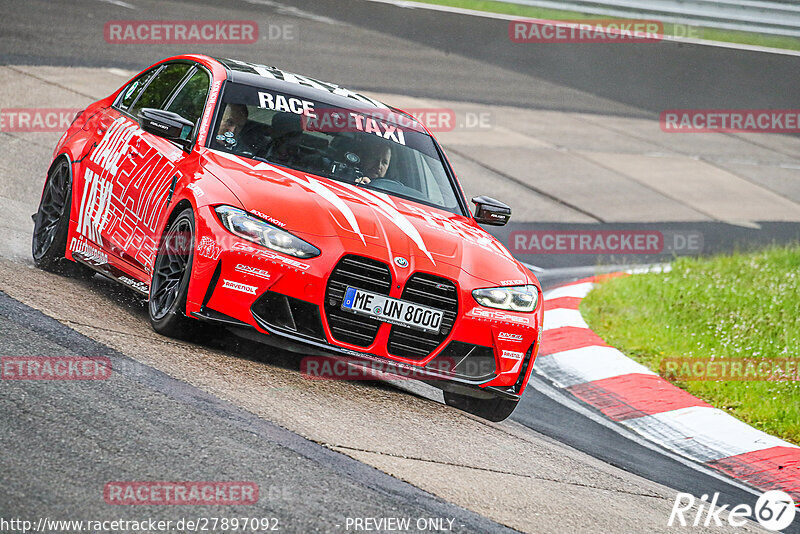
[
  {"xmin": 138, "ymin": 108, "xmax": 194, "ymax": 151},
  {"xmin": 472, "ymin": 196, "xmax": 511, "ymax": 226}
]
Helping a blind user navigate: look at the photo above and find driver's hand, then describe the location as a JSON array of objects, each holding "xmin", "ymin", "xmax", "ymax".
[{"xmin": 355, "ymin": 176, "xmax": 371, "ymax": 185}]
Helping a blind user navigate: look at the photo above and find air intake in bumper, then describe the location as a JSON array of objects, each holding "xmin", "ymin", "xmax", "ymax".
[
  {"xmin": 324, "ymin": 255, "xmax": 392, "ymax": 347},
  {"xmin": 387, "ymin": 272, "xmax": 458, "ymax": 360},
  {"xmin": 425, "ymin": 341, "xmax": 496, "ymax": 381},
  {"xmin": 251, "ymin": 291, "xmax": 326, "ymax": 342}
]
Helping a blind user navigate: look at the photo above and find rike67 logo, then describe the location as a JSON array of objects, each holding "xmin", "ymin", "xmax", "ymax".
[{"xmin": 669, "ymin": 490, "xmax": 796, "ymax": 531}]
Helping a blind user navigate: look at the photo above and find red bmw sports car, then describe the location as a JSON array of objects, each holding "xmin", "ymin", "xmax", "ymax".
[{"xmin": 32, "ymin": 54, "xmax": 542, "ymax": 421}]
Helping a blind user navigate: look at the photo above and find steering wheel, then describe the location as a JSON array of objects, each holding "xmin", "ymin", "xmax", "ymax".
[{"xmin": 369, "ymin": 178, "xmax": 404, "ymax": 187}]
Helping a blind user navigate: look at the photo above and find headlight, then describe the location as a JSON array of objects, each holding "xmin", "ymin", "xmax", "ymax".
[
  {"xmin": 215, "ymin": 205, "xmax": 320, "ymax": 259},
  {"xmin": 472, "ymin": 285, "xmax": 538, "ymax": 312}
]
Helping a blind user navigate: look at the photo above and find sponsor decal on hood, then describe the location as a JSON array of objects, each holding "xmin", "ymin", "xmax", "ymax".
[{"xmin": 208, "ymin": 150, "xmax": 435, "ymax": 263}]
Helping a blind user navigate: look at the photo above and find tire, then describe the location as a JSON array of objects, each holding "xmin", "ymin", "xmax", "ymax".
[
  {"xmin": 148, "ymin": 208, "xmax": 199, "ymax": 339},
  {"xmin": 443, "ymin": 390, "xmax": 519, "ymax": 422},
  {"xmin": 32, "ymin": 158, "xmax": 93, "ymax": 278}
]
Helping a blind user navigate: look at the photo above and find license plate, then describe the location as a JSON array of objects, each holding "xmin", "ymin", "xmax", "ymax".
[{"xmin": 341, "ymin": 287, "xmax": 444, "ymax": 334}]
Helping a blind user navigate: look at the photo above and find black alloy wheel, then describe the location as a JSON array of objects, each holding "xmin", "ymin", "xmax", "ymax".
[
  {"xmin": 148, "ymin": 208, "xmax": 199, "ymax": 339},
  {"xmin": 32, "ymin": 158, "xmax": 72, "ymax": 269}
]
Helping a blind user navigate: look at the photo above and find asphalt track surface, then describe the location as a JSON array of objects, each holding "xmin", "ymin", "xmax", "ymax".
[
  {"xmin": 3, "ymin": 0, "xmax": 799, "ymax": 115},
  {"xmin": 0, "ymin": 291, "xmax": 511, "ymax": 532},
  {"xmin": 4, "ymin": 0, "xmax": 799, "ymax": 268},
  {"xmin": 1, "ymin": 0, "xmax": 798, "ymax": 532}
]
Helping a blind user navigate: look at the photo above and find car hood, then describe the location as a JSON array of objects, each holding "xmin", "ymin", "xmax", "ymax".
[{"xmin": 202, "ymin": 149, "xmax": 532, "ymax": 286}]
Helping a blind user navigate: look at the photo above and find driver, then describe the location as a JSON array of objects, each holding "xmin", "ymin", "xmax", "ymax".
[
  {"xmin": 217, "ymin": 104, "xmax": 248, "ymax": 137},
  {"xmin": 357, "ymin": 142, "xmax": 392, "ymax": 185},
  {"xmin": 214, "ymin": 104, "xmax": 268, "ymax": 156},
  {"xmin": 214, "ymin": 104, "xmax": 248, "ymax": 149}
]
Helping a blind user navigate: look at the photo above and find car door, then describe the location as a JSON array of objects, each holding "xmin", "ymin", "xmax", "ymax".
[
  {"xmin": 75, "ymin": 62, "xmax": 209, "ymax": 276},
  {"xmin": 68, "ymin": 64, "xmax": 161, "ymax": 271},
  {"xmin": 117, "ymin": 64, "xmax": 211, "ymax": 274}
]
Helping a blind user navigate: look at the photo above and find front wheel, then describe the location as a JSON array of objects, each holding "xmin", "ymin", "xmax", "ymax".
[
  {"xmin": 148, "ymin": 208, "xmax": 199, "ymax": 339},
  {"xmin": 443, "ymin": 391, "xmax": 519, "ymax": 422}
]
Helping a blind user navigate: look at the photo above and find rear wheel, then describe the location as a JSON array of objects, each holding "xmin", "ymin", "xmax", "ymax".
[
  {"xmin": 148, "ymin": 208, "xmax": 199, "ymax": 339},
  {"xmin": 32, "ymin": 158, "xmax": 92, "ymax": 277},
  {"xmin": 443, "ymin": 391, "xmax": 519, "ymax": 422}
]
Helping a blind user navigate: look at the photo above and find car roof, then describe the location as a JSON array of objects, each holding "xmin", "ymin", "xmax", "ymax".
[{"xmin": 214, "ymin": 57, "xmax": 425, "ymax": 132}]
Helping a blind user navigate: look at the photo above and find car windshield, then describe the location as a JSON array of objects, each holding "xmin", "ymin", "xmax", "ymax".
[{"xmin": 209, "ymin": 82, "xmax": 463, "ymax": 213}]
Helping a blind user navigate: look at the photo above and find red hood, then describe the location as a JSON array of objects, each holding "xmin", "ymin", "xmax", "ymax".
[{"xmin": 202, "ymin": 149, "xmax": 532, "ymax": 286}]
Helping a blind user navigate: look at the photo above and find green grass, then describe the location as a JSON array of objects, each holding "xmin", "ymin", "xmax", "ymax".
[
  {"xmin": 419, "ymin": 0, "xmax": 800, "ymax": 51},
  {"xmin": 580, "ymin": 245, "xmax": 800, "ymax": 445}
]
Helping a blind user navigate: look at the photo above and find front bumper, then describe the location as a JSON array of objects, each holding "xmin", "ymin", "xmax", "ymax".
[
  {"xmin": 191, "ymin": 305, "xmax": 532, "ymax": 400},
  {"xmin": 185, "ymin": 205, "xmax": 542, "ymax": 397}
]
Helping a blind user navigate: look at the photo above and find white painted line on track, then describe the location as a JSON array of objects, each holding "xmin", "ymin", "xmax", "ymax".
[
  {"xmin": 543, "ymin": 308, "xmax": 589, "ymax": 331},
  {"xmin": 106, "ymin": 68, "xmax": 134, "ymax": 77},
  {"xmin": 535, "ymin": 345, "xmax": 657, "ymax": 388},
  {"xmin": 625, "ymin": 264, "xmax": 672, "ymax": 275},
  {"xmin": 527, "ymin": 375, "xmax": 763, "ymax": 497},
  {"xmin": 544, "ymin": 281, "xmax": 594, "ymax": 300},
  {"xmin": 623, "ymin": 406, "xmax": 799, "ymax": 463},
  {"xmin": 521, "ymin": 261, "xmax": 545, "ymax": 273},
  {"xmin": 98, "ymin": 0, "xmax": 136, "ymax": 9},
  {"xmin": 241, "ymin": 0, "xmax": 342, "ymax": 25}
]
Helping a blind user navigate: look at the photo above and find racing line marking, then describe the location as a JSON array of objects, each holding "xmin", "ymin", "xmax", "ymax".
[{"xmin": 98, "ymin": 0, "xmax": 136, "ymax": 9}]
